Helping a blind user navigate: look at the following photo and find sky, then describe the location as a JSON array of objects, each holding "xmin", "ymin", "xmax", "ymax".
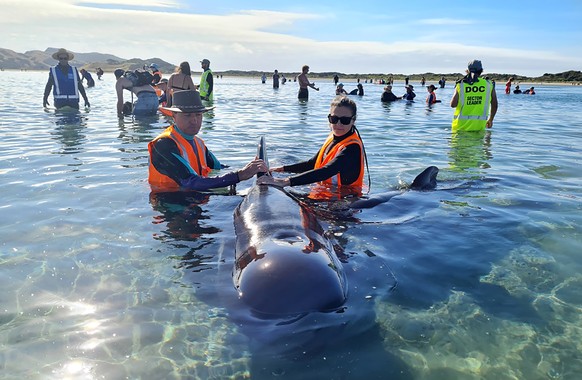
[{"xmin": 3, "ymin": 0, "xmax": 582, "ymax": 76}]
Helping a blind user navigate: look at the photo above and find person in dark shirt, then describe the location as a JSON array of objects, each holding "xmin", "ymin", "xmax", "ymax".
[
  {"xmin": 524, "ymin": 86, "xmax": 535, "ymax": 95},
  {"xmin": 149, "ymin": 63, "xmax": 162, "ymax": 85},
  {"xmin": 148, "ymin": 90, "xmax": 266, "ymax": 192},
  {"xmin": 403, "ymin": 84, "xmax": 416, "ymax": 100},
  {"xmin": 381, "ymin": 85, "xmax": 400, "ymax": 102},
  {"xmin": 257, "ymin": 96, "xmax": 365, "ymax": 197},
  {"xmin": 79, "ymin": 69, "xmax": 95, "ymax": 87}
]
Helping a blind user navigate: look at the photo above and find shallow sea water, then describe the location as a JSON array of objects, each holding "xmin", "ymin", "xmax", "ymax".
[{"xmin": 1, "ymin": 71, "xmax": 581, "ymax": 380}]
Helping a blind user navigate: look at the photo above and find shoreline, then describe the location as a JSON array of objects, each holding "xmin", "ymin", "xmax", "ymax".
[{"xmin": 3, "ymin": 68, "xmax": 580, "ymax": 86}]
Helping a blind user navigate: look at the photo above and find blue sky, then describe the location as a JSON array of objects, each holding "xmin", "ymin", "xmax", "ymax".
[{"xmin": 3, "ymin": 0, "xmax": 581, "ymax": 76}]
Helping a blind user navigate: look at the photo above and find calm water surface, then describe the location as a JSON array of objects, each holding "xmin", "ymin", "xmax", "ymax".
[{"xmin": 1, "ymin": 71, "xmax": 581, "ymax": 380}]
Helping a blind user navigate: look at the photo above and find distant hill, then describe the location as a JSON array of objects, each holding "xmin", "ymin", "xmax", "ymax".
[
  {"xmin": 1, "ymin": 47, "xmax": 581, "ymax": 83},
  {"xmin": 537, "ymin": 70, "xmax": 582, "ymax": 82},
  {"xmin": 0, "ymin": 47, "xmax": 177, "ymax": 74}
]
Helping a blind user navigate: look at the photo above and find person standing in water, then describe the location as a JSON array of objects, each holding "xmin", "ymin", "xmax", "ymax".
[
  {"xmin": 273, "ymin": 70, "xmax": 280, "ymax": 88},
  {"xmin": 165, "ymin": 61, "xmax": 196, "ymax": 107},
  {"xmin": 43, "ymin": 48, "xmax": 90, "ymax": 110},
  {"xmin": 148, "ymin": 90, "xmax": 266, "ymax": 192},
  {"xmin": 257, "ymin": 96, "xmax": 364, "ymax": 199},
  {"xmin": 450, "ymin": 59, "xmax": 498, "ymax": 132},
  {"xmin": 79, "ymin": 69, "xmax": 95, "ymax": 88},
  {"xmin": 114, "ymin": 68, "xmax": 158, "ymax": 118},
  {"xmin": 197, "ymin": 59, "xmax": 214, "ymax": 101},
  {"xmin": 505, "ymin": 77, "xmax": 514, "ymax": 94},
  {"xmin": 426, "ymin": 84, "xmax": 440, "ymax": 105},
  {"xmin": 297, "ymin": 65, "xmax": 319, "ymax": 100}
]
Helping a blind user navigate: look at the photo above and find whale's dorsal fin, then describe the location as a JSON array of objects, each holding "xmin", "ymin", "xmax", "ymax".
[{"xmin": 256, "ymin": 135, "xmax": 269, "ymax": 178}]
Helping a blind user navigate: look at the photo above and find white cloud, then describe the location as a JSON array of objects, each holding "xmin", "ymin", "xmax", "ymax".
[{"xmin": 2, "ymin": 0, "xmax": 580, "ymax": 76}]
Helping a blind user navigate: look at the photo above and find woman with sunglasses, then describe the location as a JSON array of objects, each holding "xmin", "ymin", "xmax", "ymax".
[{"xmin": 257, "ymin": 96, "xmax": 364, "ymax": 198}]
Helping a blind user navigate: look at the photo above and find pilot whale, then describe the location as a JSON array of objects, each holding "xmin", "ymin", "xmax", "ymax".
[
  {"xmin": 349, "ymin": 166, "xmax": 439, "ymax": 209},
  {"xmin": 233, "ymin": 137, "xmax": 347, "ymax": 316}
]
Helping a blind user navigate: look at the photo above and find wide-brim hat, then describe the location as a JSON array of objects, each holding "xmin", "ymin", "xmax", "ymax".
[
  {"xmin": 161, "ymin": 90, "xmax": 214, "ymax": 113},
  {"xmin": 52, "ymin": 48, "xmax": 74, "ymax": 60}
]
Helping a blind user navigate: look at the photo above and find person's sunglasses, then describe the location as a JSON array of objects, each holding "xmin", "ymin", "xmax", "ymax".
[{"xmin": 328, "ymin": 114, "xmax": 354, "ymax": 125}]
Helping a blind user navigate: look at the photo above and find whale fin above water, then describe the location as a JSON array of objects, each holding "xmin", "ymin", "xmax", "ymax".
[
  {"xmin": 256, "ymin": 135, "xmax": 269, "ymax": 177},
  {"xmin": 410, "ymin": 166, "xmax": 439, "ymax": 190},
  {"xmin": 349, "ymin": 166, "xmax": 439, "ymax": 209}
]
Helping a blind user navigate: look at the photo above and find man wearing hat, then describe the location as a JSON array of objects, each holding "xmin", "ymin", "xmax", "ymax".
[
  {"xmin": 450, "ymin": 59, "xmax": 498, "ymax": 132},
  {"xmin": 402, "ymin": 84, "xmax": 416, "ymax": 101},
  {"xmin": 43, "ymin": 48, "xmax": 90, "ymax": 110},
  {"xmin": 148, "ymin": 90, "xmax": 266, "ymax": 192},
  {"xmin": 197, "ymin": 59, "xmax": 213, "ymax": 101}
]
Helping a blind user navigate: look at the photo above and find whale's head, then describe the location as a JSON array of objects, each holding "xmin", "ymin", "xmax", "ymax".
[{"xmin": 234, "ymin": 234, "xmax": 347, "ymax": 316}]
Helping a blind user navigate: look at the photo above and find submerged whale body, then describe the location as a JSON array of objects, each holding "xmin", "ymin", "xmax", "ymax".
[
  {"xmin": 233, "ymin": 183, "xmax": 347, "ymax": 316},
  {"xmin": 349, "ymin": 166, "xmax": 439, "ymax": 209}
]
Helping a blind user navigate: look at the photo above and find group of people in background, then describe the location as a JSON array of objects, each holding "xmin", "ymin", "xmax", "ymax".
[
  {"xmin": 380, "ymin": 83, "xmax": 441, "ymax": 104},
  {"xmin": 43, "ymin": 48, "xmax": 215, "ymax": 119},
  {"xmin": 505, "ymin": 77, "xmax": 536, "ymax": 95},
  {"xmin": 42, "ymin": 51, "xmax": 500, "ymax": 200}
]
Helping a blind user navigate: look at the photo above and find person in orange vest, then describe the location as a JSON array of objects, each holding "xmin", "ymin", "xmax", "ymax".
[
  {"xmin": 149, "ymin": 63, "xmax": 162, "ymax": 85},
  {"xmin": 426, "ymin": 84, "xmax": 441, "ymax": 105},
  {"xmin": 148, "ymin": 90, "xmax": 266, "ymax": 192},
  {"xmin": 257, "ymin": 96, "xmax": 365, "ymax": 199}
]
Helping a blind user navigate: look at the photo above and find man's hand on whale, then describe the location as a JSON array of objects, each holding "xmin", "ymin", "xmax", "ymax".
[{"xmin": 237, "ymin": 159, "xmax": 268, "ymax": 181}]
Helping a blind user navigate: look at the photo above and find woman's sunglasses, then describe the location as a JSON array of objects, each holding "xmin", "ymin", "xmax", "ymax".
[{"xmin": 328, "ymin": 114, "xmax": 354, "ymax": 125}]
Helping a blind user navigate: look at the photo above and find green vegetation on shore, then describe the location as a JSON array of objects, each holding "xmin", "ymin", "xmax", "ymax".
[
  {"xmin": 220, "ymin": 70, "xmax": 582, "ymax": 84},
  {"xmin": 2, "ymin": 47, "xmax": 581, "ymax": 84}
]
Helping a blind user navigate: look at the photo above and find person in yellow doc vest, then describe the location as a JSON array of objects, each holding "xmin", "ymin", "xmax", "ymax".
[
  {"xmin": 148, "ymin": 90, "xmax": 266, "ymax": 192},
  {"xmin": 450, "ymin": 60, "xmax": 498, "ymax": 132},
  {"xmin": 196, "ymin": 58, "xmax": 214, "ymax": 101}
]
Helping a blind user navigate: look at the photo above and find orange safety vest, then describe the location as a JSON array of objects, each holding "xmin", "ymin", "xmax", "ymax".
[
  {"xmin": 310, "ymin": 132, "xmax": 365, "ymax": 200},
  {"xmin": 426, "ymin": 91, "xmax": 437, "ymax": 104},
  {"xmin": 148, "ymin": 125, "xmax": 212, "ymax": 191}
]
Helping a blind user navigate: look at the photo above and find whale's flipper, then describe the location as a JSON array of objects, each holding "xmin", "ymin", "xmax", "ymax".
[
  {"xmin": 348, "ymin": 191, "xmax": 402, "ymax": 209},
  {"xmin": 349, "ymin": 166, "xmax": 439, "ymax": 209}
]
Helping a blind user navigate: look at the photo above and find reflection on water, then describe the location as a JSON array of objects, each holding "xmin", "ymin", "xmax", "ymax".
[
  {"xmin": 448, "ymin": 130, "xmax": 492, "ymax": 172},
  {"xmin": 50, "ymin": 112, "xmax": 87, "ymax": 154},
  {"xmin": 1, "ymin": 71, "xmax": 582, "ymax": 379}
]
